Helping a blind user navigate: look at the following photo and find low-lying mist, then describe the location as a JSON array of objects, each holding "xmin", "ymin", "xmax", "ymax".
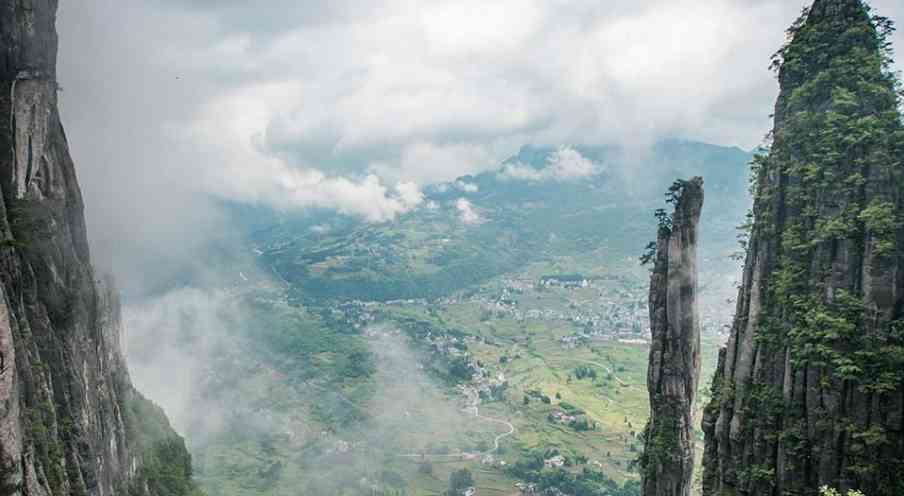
[{"xmin": 124, "ymin": 284, "xmax": 502, "ymax": 494}]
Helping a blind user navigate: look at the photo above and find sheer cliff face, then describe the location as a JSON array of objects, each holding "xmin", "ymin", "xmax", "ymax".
[
  {"xmin": 0, "ymin": 1, "xmax": 192, "ymax": 495},
  {"xmin": 703, "ymin": 1, "xmax": 904, "ymax": 495},
  {"xmin": 641, "ymin": 178, "xmax": 703, "ymax": 496}
]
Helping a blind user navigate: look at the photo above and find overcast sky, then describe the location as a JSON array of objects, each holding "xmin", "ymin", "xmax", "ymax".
[{"xmin": 55, "ymin": 0, "xmax": 904, "ymax": 292}]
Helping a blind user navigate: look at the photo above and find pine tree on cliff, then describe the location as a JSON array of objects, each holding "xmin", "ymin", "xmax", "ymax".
[
  {"xmin": 703, "ymin": 1, "xmax": 904, "ymax": 495},
  {"xmin": 641, "ymin": 178, "xmax": 704, "ymax": 496}
]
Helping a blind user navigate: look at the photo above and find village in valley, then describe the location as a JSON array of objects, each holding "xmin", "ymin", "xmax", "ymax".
[{"xmin": 299, "ymin": 252, "xmax": 737, "ymax": 495}]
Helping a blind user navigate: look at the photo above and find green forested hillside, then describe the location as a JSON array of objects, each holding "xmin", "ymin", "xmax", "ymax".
[{"xmin": 250, "ymin": 141, "xmax": 750, "ymax": 304}]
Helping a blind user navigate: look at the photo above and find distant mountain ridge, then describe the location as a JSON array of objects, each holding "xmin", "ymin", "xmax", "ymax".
[{"xmin": 236, "ymin": 140, "xmax": 753, "ymax": 303}]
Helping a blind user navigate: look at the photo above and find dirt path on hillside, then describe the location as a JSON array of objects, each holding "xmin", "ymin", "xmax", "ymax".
[{"xmin": 395, "ymin": 406, "xmax": 514, "ymax": 461}]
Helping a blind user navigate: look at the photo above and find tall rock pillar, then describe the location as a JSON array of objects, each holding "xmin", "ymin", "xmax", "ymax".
[{"xmin": 642, "ymin": 177, "xmax": 704, "ymax": 496}]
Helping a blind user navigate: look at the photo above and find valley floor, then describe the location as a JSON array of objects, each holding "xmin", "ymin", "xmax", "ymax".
[{"xmin": 171, "ymin": 250, "xmax": 731, "ymax": 495}]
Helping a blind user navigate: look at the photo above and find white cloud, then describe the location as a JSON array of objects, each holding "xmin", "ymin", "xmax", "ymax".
[
  {"xmin": 396, "ymin": 181, "xmax": 426, "ymax": 209},
  {"xmin": 164, "ymin": 79, "xmax": 426, "ymax": 223},
  {"xmin": 124, "ymin": 287, "xmax": 237, "ymax": 435},
  {"xmin": 455, "ymin": 198, "xmax": 481, "ymax": 224},
  {"xmin": 547, "ymin": 147, "xmax": 598, "ymax": 179},
  {"xmin": 56, "ymin": 0, "xmax": 904, "ymax": 287},
  {"xmin": 500, "ymin": 164, "xmax": 546, "ymax": 182},
  {"xmin": 420, "ymin": 0, "xmax": 543, "ymax": 57},
  {"xmin": 273, "ymin": 171, "xmax": 423, "ymax": 223},
  {"xmin": 455, "ymin": 180, "xmax": 479, "ymax": 193},
  {"xmin": 500, "ymin": 146, "xmax": 599, "ymax": 182},
  {"xmin": 369, "ymin": 142, "xmax": 498, "ymax": 186}
]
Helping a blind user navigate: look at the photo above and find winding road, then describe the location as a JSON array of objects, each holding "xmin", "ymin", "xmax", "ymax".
[
  {"xmin": 472, "ymin": 406, "xmax": 516, "ymax": 453},
  {"xmin": 395, "ymin": 406, "xmax": 515, "ymax": 461}
]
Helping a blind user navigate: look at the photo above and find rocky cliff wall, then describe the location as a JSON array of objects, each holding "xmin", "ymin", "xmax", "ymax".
[
  {"xmin": 0, "ymin": 2, "xmax": 196, "ymax": 495},
  {"xmin": 702, "ymin": 1, "xmax": 904, "ymax": 494}
]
